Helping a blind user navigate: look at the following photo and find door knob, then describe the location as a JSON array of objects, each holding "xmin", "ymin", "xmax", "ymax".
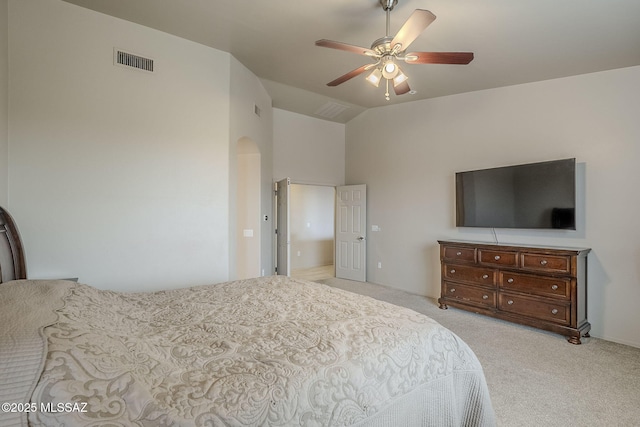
[{"xmin": 357, "ymin": 236, "xmax": 365, "ymax": 241}]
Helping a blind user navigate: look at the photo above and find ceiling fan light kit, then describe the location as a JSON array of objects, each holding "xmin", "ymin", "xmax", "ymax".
[
  {"xmin": 365, "ymin": 68, "xmax": 382, "ymax": 87},
  {"xmin": 393, "ymin": 70, "xmax": 408, "ymax": 85},
  {"xmin": 316, "ymin": 0, "xmax": 474, "ymax": 100}
]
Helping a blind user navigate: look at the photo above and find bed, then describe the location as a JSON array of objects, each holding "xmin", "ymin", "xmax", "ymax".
[{"xmin": 0, "ymin": 206, "xmax": 495, "ymax": 426}]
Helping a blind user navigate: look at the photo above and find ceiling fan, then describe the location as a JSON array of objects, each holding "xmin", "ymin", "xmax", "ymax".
[{"xmin": 316, "ymin": 0, "xmax": 474, "ymax": 100}]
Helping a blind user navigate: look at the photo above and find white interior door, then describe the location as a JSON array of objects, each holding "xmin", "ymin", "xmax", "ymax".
[
  {"xmin": 275, "ymin": 178, "xmax": 290, "ymax": 276},
  {"xmin": 335, "ymin": 184, "xmax": 366, "ymax": 281}
]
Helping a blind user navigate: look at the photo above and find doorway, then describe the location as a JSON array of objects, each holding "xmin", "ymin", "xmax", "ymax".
[
  {"xmin": 289, "ymin": 184, "xmax": 336, "ymax": 281},
  {"xmin": 236, "ymin": 138, "xmax": 261, "ymax": 279},
  {"xmin": 275, "ymin": 182, "xmax": 366, "ymax": 282}
]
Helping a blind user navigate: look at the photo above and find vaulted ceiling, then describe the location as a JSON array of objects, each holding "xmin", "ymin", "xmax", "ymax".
[{"xmin": 62, "ymin": 0, "xmax": 640, "ymax": 123}]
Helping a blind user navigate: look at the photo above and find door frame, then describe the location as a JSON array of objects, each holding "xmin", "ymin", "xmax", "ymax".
[
  {"xmin": 274, "ymin": 178, "xmax": 290, "ymax": 276},
  {"xmin": 275, "ymin": 180, "xmax": 366, "ymax": 282}
]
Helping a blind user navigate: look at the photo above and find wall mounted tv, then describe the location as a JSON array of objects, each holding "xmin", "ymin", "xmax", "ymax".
[{"xmin": 456, "ymin": 158, "xmax": 576, "ymax": 230}]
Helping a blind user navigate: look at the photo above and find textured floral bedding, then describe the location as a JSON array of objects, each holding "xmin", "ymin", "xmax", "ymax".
[{"xmin": 2, "ymin": 276, "xmax": 495, "ymax": 426}]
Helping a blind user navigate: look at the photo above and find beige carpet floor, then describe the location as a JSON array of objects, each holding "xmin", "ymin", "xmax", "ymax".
[{"xmin": 317, "ymin": 277, "xmax": 640, "ymax": 427}]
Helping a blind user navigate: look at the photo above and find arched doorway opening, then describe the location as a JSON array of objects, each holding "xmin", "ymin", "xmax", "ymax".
[{"xmin": 236, "ymin": 137, "xmax": 261, "ymax": 279}]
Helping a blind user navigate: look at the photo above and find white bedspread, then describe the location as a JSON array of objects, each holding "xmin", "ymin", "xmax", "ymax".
[
  {"xmin": 3, "ymin": 276, "xmax": 495, "ymax": 426},
  {"xmin": 0, "ymin": 280, "xmax": 75, "ymax": 427}
]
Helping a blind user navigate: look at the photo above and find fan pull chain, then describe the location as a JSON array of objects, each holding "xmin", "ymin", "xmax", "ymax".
[{"xmin": 385, "ymin": 80, "xmax": 390, "ymax": 100}]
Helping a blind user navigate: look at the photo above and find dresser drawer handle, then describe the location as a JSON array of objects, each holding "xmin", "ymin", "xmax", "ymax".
[
  {"xmin": 450, "ymin": 288, "xmax": 456, "ymax": 293},
  {"xmin": 507, "ymin": 300, "xmax": 514, "ymax": 305},
  {"xmin": 450, "ymin": 269, "xmax": 456, "ymax": 274},
  {"xmin": 456, "ymin": 251, "xmax": 462, "ymax": 256},
  {"xmin": 551, "ymin": 284, "xmax": 559, "ymax": 290},
  {"xmin": 482, "ymin": 295, "xmax": 489, "ymax": 300},
  {"xmin": 494, "ymin": 255, "xmax": 501, "ymax": 260},
  {"xmin": 540, "ymin": 259, "xmax": 548, "ymax": 266},
  {"xmin": 482, "ymin": 274, "xmax": 489, "ymax": 279},
  {"xmin": 551, "ymin": 308, "xmax": 559, "ymax": 315},
  {"xmin": 507, "ymin": 278, "xmax": 514, "ymax": 284}
]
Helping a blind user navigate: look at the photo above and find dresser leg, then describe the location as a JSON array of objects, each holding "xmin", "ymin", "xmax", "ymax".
[
  {"xmin": 438, "ymin": 302, "xmax": 448, "ymax": 310},
  {"xmin": 567, "ymin": 336, "xmax": 582, "ymax": 345}
]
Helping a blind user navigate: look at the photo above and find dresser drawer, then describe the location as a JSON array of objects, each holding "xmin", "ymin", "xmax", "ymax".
[
  {"xmin": 442, "ymin": 245, "xmax": 476, "ymax": 263},
  {"xmin": 444, "ymin": 263, "xmax": 496, "ymax": 287},
  {"xmin": 499, "ymin": 272, "xmax": 570, "ymax": 299},
  {"xmin": 521, "ymin": 253, "xmax": 571, "ymax": 274},
  {"xmin": 478, "ymin": 249, "xmax": 518, "ymax": 267},
  {"xmin": 498, "ymin": 292, "xmax": 570, "ymax": 325},
  {"xmin": 443, "ymin": 282, "xmax": 496, "ymax": 308}
]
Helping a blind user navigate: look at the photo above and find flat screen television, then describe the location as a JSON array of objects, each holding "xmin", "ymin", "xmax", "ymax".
[{"xmin": 455, "ymin": 158, "xmax": 576, "ymax": 230}]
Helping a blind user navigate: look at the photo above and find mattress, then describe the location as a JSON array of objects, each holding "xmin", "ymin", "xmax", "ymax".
[{"xmin": 1, "ymin": 276, "xmax": 495, "ymax": 426}]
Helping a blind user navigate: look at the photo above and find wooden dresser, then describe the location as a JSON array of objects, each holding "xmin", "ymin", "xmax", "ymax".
[{"xmin": 438, "ymin": 240, "xmax": 591, "ymax": 344}]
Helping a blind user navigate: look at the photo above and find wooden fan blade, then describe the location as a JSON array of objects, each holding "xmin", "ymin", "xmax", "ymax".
[
  {"xmin": 405, "ymin": 52, "xmax": 474, "ymax": 64},
  {"xmin": 327, "ymin": 64, "xmax": 371, "ymax": 86},
  {"xmin": 390, "ymin": 10, "xmax": 436, "ymax": 52},
  {"xmin": 393, "ymin": 80, "xmax": 410, "ymax": 95},
  {"xmin": 315, "ymin": 39, "xmax": 376, "ymax": 56}
]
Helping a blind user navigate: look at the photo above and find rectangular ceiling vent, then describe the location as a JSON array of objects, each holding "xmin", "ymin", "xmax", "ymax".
[
  {"xmin": 314, "ymin": 102, "xmax": 350, "ymax": 120},
  {"xmin": 114, "ymin": 48, "xmax": 154, "ymax": 73}
]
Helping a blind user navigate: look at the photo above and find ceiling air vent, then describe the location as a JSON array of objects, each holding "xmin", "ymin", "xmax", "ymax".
[
  {"xmin": 314, "ymin": 102, "xmax": 349, "ymax": 120},
  {"xmin": 114, "ymin": 48, "xmax": 154, "ymax": 73}
]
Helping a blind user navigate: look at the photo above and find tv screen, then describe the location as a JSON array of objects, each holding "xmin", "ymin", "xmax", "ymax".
[{"xmin": 456, "ymin": 158, "xmax": 576, "ymax": 230}]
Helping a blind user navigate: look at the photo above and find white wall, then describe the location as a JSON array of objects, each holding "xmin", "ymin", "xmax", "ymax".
[
  {"xmin": 228, "ymin": 57, "xmax": 273, "ymax": 278},
  {"xmin": 273, "ymin": 109, "xmax": 345, "ymax": 186},
  {"xmin": 8, "ymin": 0, "xmax": 231, "ymax": 290},
  {"xmin": 0, "ymin": 0, "xmax": 7, "ymax": 207},
  {"xmin": 273, "ymin": 110, "xmax": 345, "ymax": 275},
  {"xmin": 346, "ymin": 66, "xmax": 640, "ymax": 347}
]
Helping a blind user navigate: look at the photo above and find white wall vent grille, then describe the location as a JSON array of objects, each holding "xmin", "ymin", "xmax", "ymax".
[{"xmin": 114, "ymin": 48, "xmax": 154, "ymax": 73}]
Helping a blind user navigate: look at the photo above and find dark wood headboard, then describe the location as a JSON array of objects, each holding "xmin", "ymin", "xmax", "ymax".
[{"xmin": 0, "ymin": 206, "xmax": 27, "ymax": 283}]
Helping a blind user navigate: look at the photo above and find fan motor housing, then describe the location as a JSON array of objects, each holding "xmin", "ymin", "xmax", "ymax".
[
  {"xmin": 380, "ymin": 0, "xmax": 398, "ymax": 11},
  {"xmin": 371, "ymin": 36, "xmax": 393, "ymax": 55}
]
